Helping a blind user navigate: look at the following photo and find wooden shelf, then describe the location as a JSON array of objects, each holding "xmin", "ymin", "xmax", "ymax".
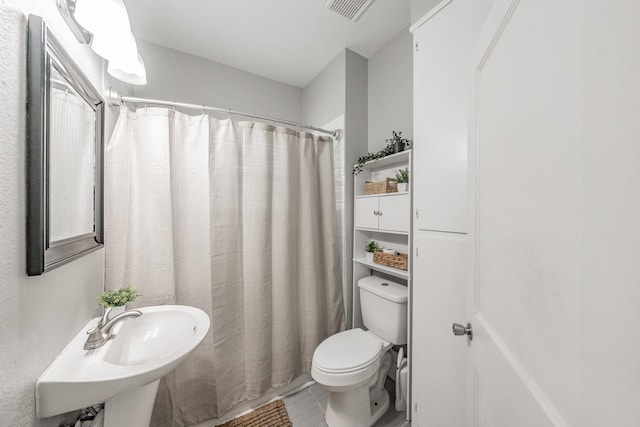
[{"xmin": 353, "ymin": 257, "xmax": 410, "ymax": 280}]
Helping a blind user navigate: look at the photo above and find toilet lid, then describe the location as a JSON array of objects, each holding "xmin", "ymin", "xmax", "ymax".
[{"xmin": 313, "ymin": 329, "xmax": 383, "ymax": 373}]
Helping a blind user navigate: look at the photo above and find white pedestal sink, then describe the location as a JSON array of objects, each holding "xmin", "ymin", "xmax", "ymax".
[{"xmin": 36, "ymin": 305, "xmax": 210, "ymax": 427}]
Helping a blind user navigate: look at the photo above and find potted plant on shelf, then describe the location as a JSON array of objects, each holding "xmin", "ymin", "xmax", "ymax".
[
  {"xmin": 365, "ymin": 240, "xmax": 380, "ymax": 263},
  {"xmin": 396, "ymin": 167, "xmax": 409, "ymax": 192},
  {"xmin": 386, "ymin": 130, "xmax": 411, "ymax": 154},
  {"xmin": 353, "ymin": 130, "xmax": 412, "ymax": 175},
  {"xmin": 98, "ymin": 285, "xmax": 140, "ymax": 316}
]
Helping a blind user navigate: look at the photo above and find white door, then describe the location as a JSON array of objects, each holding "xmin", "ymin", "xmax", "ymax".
[
  {"xmin": 379, "ymin": 194, "xmax": 410, "ymax": 233},
  {"xmin": 468, "ymin": 0, "xmax": 640, "ymax": 426},
  {"xmin": 354, "ymin": 197, "xmax": 379, "ymax": 230},
  {"xmin": 412, "ymin": 0, "xmax": 640, "ymax": 425}
]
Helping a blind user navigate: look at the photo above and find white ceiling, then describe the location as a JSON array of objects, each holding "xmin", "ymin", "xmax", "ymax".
[{"xmin": 126, "ymin": 0, "xmax": 411, "ymax": 88}]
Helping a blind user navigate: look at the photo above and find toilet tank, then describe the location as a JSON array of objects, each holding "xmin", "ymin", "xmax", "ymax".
[{"xmin": 358, "ymin": 276, "xmax": 408, "ymax": 344}]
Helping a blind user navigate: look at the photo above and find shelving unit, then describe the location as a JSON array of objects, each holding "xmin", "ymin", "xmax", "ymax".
[
  {"xmin": 351, "ymin": 149, "xmax": 412, "ymax": 329},
  {"xmin": 352, "ymin": 257, "xmax": 409, "ymax": 280}
]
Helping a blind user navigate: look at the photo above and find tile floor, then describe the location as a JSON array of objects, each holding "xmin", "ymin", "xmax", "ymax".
[{"xmin": 282, "ymin": 379, "xmax": 410, "ymax": 427}]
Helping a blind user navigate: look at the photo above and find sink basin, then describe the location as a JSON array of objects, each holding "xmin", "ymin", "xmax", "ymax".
[
  {"xmin": 102, "ymin": 309, "xmax": 204, "ymax": 366},
  {"xmin": 36, "ymin": 305, "xmax": 210, "ymax": 425}
]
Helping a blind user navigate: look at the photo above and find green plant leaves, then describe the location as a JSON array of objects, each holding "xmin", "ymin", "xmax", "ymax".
[
  {"xmin": 365, "ymin": 240, "xmax": 380, "ymax": 252},
  {"xmin": 98, "ymin": 286, "xmax": 141, "ymax": 307},
  {"xmin": 353, "ymin": 130, "xmax": 412, "ymax": 175},
  {"xmin": 395, "ymin": 167, "xmax": 409, "ymax": 183}
]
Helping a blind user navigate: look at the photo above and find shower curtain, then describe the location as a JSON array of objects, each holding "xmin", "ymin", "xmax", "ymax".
[{"xmin": 105, "ymin": 107, "xmax": 345, "ymax": 426}]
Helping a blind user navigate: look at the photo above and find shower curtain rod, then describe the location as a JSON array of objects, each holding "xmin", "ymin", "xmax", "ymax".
[{"xmin": 106, "ymin": 88, "xmax": 342, "ymax": 140}]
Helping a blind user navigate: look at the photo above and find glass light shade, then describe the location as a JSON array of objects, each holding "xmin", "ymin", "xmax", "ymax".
[
  {"xmin": 74, "ymin": 0, "xmax": 130, "ymax": 36},
  {"xmin": 91, "ymin": 28, "xmax": 138, "ymax": 64},
  {"xmin": 107, "ymin": 53, "xmax": 147, "ymax": 85},
  {"xmin": 74, "ymin": 0, "xmax": 146, "ymax": 85}
]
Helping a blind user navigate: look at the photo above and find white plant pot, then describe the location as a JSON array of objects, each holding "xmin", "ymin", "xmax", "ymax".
[
  {"xmin": 108, "ymin": 305, "xmax": 126, "ymax": 317},
  {"xmin": 397, "ymin": 183, "xmax": 409, "ymax": 193},
  {"xmin": 365, "ymin": 252, "xmax": 374, "ymax": 263}
]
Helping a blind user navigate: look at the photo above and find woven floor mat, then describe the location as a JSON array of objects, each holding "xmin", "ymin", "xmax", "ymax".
[{"xmin": 216, "ymin": 400, "xmax": 293, "ymax": 427}]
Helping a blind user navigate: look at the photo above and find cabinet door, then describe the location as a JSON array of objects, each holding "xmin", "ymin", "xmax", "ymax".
[
  {"xmin": 413, "ymin": 0, "xmax": 488, "ymax": 233},
  {"xmin": 412, "ymin": 231, "xmax": 468, "ymax": 427},
  {"xmin": 354, "ymin": 197, "xmax": 379, "ymax": 230},
  {"xmin": 378, "ymin": 194, "xmax": 409, "ymax": 232}
]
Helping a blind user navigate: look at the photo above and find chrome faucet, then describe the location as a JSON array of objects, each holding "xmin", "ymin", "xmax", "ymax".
[{"xmin": 84, "ymin": 308, "xmax": 142, "ymax": 350}]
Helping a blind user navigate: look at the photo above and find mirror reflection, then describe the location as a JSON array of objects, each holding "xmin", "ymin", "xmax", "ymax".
[{"xmin": 48, "ymin": 65, "xmax": 96, "ymax": 243}]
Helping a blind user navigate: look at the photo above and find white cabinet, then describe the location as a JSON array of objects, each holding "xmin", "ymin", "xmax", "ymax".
[
  {"xmin": 352, "ymin": 150, "xmax": 412, "ymax": 311},
  {"xmin": 355, "ymin": 194, "xmax": 410, "ymax": 233},
  {"xmin": 412, "ymin": 0, "xmax": 489, "ymax": 234},
  {"xmin": 410, "ymin": 0, "xmax": 499, "ymax": 425},
  {"xmin": 354, "ymin": 197, "xmax": 379, "ymax": 230}
]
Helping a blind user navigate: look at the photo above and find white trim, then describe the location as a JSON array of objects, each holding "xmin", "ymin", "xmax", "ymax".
[
  {"xmin": 409, "ymin": 0, "xmax": 454, "ymax": 33},
  {"xmin": 472, "ymin": 0, "xmax": 523, "ymax": 69}
]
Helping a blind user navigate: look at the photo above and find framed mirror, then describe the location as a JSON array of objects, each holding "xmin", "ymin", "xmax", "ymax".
[{"xmin": 27, "ymin": 15, "xmax": 104, "ymax": 276}]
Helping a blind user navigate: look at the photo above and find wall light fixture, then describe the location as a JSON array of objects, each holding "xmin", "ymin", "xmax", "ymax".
[{"xmin": 56, "ymin": 0, "xmax": 147, "ymax": 85}]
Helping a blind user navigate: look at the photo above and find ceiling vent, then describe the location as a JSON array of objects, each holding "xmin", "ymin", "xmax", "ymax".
[{"xmin": 326, "ymin": 0, "xmax": 376, "ymax": 22}]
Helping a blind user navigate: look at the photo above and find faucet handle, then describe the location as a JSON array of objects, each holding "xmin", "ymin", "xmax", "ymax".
[
  {"xmin": 100, "ymin": 307, "xmax": 114, "ymax": 325},
  {"xmin": 87, "ymin": 307, "xmax": 113, "ymax": 335}
]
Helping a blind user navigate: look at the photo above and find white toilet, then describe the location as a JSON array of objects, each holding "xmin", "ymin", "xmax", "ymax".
[{"xmin": 311, "ymin": 276, "xmax": 408, "ymax": 427}]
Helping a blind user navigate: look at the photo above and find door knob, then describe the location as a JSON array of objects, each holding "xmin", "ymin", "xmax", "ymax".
[{"xmin": 452, "ymin": 322, "xmax": 473, "ymax": 341}]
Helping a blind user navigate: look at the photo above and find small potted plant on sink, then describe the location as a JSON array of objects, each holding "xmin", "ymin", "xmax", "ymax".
[
  {"xmin": 98, "ymin": 285, "xmax": 140, "ymax": 316},
  {"xmin": 396, "ymin": 167, "xmax": 409, "ymax": 192},
  {"xmin": 365, "ymin": 240, "xmax": 380, "ymax": 263}
]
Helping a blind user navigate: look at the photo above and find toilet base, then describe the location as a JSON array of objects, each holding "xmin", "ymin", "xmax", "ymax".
[
  {"xmin": 323, "ymin": 352, "xmax": 392, "ymax": 427},
  {"xmin": 325, "ymin": 386, "xmax": 389, "ymax": 427}
]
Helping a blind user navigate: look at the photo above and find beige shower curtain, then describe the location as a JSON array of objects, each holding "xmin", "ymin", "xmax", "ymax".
[{"xmin": 105, "ymin": 107, "xmax": 345, "ymax": 426}]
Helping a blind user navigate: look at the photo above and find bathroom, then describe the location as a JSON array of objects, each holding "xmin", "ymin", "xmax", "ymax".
[{"xmin": 1, "ymin": 0, "xmax": 639, "ymax": 426}]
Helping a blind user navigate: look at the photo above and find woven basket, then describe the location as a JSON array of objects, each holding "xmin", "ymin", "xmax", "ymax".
[
  {"xmin": 373, "ymin": 251, "xmax": 408, "ymax": 271},
  {"xmin": 364, "ymin": 178, "xmax": 398, "ymax": 195}
]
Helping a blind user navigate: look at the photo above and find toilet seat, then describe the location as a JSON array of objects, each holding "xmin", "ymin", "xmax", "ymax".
[
  {"xmin": 311, "ymin": 329, "xmax": 389, "ymax": 389},
  {"xmin": 314, "ymin": 329, "xmax": 383, "ymax": 373}
]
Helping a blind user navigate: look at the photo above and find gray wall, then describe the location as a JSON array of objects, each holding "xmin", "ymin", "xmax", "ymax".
[
  {"xmin": 368, "ymin": 27, "xmax": 413, "ymax": 153},
  {"xmin": 134, "ymin": 41, "xmax": 303, "ymax": 122},
  {"xmin": 0, "ymin": 3, "xmax": 106, "ymax": 426},
  {"xmin": 345, "ymin": 48, "xmax": 369, "ymax": 183},
  {"xmin": 344, "ymin": 50, "xmax": 369, "ymax": 328},
  {"xmin": 411, "ymin": 0, "xmax": 445, "ymax": 26},
  {"xmin": 302, "ymin": 50, "xmax": 346, "ymax": 127}
]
